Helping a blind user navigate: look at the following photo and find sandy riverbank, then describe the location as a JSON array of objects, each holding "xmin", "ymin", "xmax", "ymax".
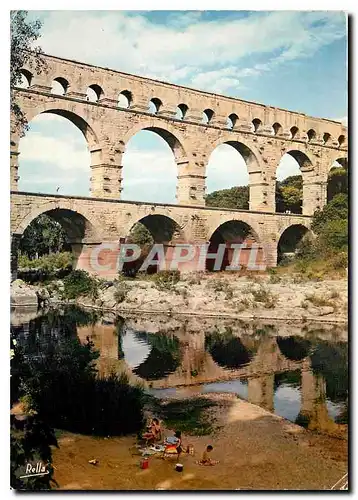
[{"xmin": 51, "ymin": 393, "xmax": 347, "ymax": 491}]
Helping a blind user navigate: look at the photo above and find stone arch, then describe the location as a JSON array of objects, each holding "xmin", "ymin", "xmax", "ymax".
[
  {"xmin": 86, "ymin": 84, "xmax": 104, "ymax": 102},
  {"xmin": 273, "ymin": 122, "xmax": 283, "ymax": 136},
  {"xmin": 148, "ymin": 97, "xmax": 162, "ymax": 114},
  {"xmin": 51, "ymin": 77, "xmax": 69, "ymax": 96},
  {"xmin": 290, "ymin": 126, "xmax": 299, "ymax": 140},
  {"xmin": 125, "ymin": 212, "xmax": 185, "ymax": 243},
  {"xmin": 206, "ymin": 137, "xmax": 265, "ymax": 211},
  {"xmin": 202, "ymin": 108, "xmax": 214, "ymax": 125},
  {"xmin": 277, "ymin": 223, "xmax": 311, "ymax": 263},
  {"xmin": 12, "ymin": 200, "xmax": 103, "ymax": 278},
  {"xmin": 18, "ymin": 68, "xmax": 33, "ymax": 88},
  {"xmin": 227, "ymin": 113, "xmax": 238, "ymax": 130},
  {"xmin": 206, "ymin": 218, "xmax": 265, "ymax": 271},
  {"xmin": 176, "ymin": 103, "xmax": 188, "ymax": 120},
  {"xmin": 121, "ymin": 121, "xmax": 192, "ymax": 164},
  {"xmin": 118, "ymin": 90, "xmax": 132, "ymax": 108},
  {"xmin": 307, "ymin": 129, "xmax": 317, "ymax": 142},
  {"xmin": 14, "ymin": 200, "xmax": 103, "ymax": 241},
  {"xmin": 277, "ymin": 148, "xmax": 317, "ymax": 215},
  {"xmin": 338, "ymin": 134, "xmax": 346, "ymax": 147},
  {"xmin": 18, "ymin": 102, "xmax": 100, "ymax": 149},
  {"xmin": 326, "ymin": 155, "xmax": 348, "ymax": 202}
]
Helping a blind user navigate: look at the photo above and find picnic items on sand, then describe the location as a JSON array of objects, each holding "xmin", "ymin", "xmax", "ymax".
[
  {"xmin": 175, "ymin": 463, "xmax": 184, "ymax": 472},
  {"xmin": 140, "ymin": 457, "xmax": 149, "ymax": 469}
]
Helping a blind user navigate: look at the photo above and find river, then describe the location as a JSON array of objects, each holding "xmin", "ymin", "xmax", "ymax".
[{"xmin": 11, "ymin": 305, "xmax": 348, "ymax": 436}]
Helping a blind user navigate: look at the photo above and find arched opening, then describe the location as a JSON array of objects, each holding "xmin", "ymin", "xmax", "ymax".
[
  {"xmin": 148, "ymin": 98, "xmax": 162, "ymax": 115},
  {"xmin": 86, "ymin": 84, "xmax": 104, "ymax": 102},
  {"xmin": 323, "ymin": 132, "xmax": 331, "ymax": 144},
  {"xmin": 16, "ymin": 207, "xmax": 98, "ymax": 279},
  {"xmin": 307, "ymin": 129, "xmax": 316, "ymax": 142},
  {"xmin": 327, "ymin": 158, "xmax": 348, "ymax": 202},
  {"xmin": 276, "ymin": 336, "xmax": 311, "ymax": 361},
  {"xmin": 51, "ymin": 77, "xmax": 69, "ymax": 96},
  {"xmin": 118, "ymin": 90, "xmax": 132, "ymax": 108},
  {"xmin": 206, "ymin": 143, "xmax": 250, "ymax": 208},
  {"xmin": 175, "ymin": 103, "xmax": 188, "ymax": 120},
  {"xmin": 290, "ymin": 126, "xmax": 299, "ymax": 140},
  {"xmin": 121, "ymin": 127, "xmax": 186, "ymax": 203},
  {"xmin": 205, "ymin": 331, "xmax": 253, "ymax": 369},
  {"xmin": 206, "ymin": 220, "xmax": 263, "ymax": 271},
  {"xmin": 226, "ymin": 113, "xmax": 238, "ymax": 130},
  {"xmin": 276, "ymin": 150, "xmax": 312, "ymax": 214},
  {"xmin": 205, "ymin": 141, "xmax": 259, "ymax": 210},
  {"xmin": 18, "ymin": 111, "xmax": 93, "ymax": 196},
  {"xmin": 17, "ymin": 69, "xmax": 33, "ymax": 88},
  {"xmin": 277, "ymin": 224, "xmax": 309, "ymax": 263},
  {"xmin": 252, "ymin": 118, "xmax": 262, "ymax": 133},
  {"xmin": 122, "ymin": 214, "xmax": 183, "ymax": 275},
  {"xmin": 338, "ymin": 134, "xmax": 346, "ymax": 147},
  {"xmin": 273, "ymin": 122, "xmax": 282, "ymax": 136},
  {"xmin": 202, "ymin": 108, "xmax": 214, "ymax": 125}
]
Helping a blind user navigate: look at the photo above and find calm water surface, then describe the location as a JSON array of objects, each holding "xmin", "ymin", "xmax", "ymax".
[{"xmin": 11, "ymin": 306, "xmax": 348, "ymax": 434}]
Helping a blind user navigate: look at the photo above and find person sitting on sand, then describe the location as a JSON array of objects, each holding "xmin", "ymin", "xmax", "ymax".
[
  {"xmin": 197, "ymin": 445, "xmax": 219, "ymax": 466},
  {"xmin": 142, "ymin": 418, "xmax": 162, "ymax": 443},
  {"xmin": 163, "ymin": 430, "xmax": 185, "ymax": 459}
]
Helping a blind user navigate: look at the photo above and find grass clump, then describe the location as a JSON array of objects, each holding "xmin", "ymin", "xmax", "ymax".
[
  {"xmin": 154, "ymin": 270, "xmax": 181, "ymax": 291},
  {"xmin": 304, "ymin": 293, "xmax": 335, "ymax": 308},
  {"xmin": 151, "ymin": 397, "xmax": 218, "ymax": 436}
]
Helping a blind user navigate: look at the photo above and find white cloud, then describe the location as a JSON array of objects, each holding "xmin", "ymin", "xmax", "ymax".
[{"xmin": 36, "ymin": 11, "xmax": 346, "ymax": 94}]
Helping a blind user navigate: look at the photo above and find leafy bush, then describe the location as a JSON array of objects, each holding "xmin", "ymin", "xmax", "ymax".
[
  {"xmin": 154, "ymin": 270, "xmax": 181, "ymax": 290},
  {"xmin": 62, "ymin": 270, "xmax": 99, "ymax": 300},
  {"xmin": 114, "ymin": 282, "xmax": 129, "ymax": 303}
]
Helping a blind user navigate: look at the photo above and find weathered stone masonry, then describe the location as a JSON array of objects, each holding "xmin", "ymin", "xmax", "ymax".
[
  {"xmin": 11, "ymin": 53, "xmax": 348, "ymax": 213},
  {"xmin": 10, "ymin": 53, "xmax": 348, "ymax": 276}
]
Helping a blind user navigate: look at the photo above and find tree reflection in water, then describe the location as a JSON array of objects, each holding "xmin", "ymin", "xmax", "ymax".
[
  {"xmin": 205, "ymin": 328, "xmax": 253, "ymax": 369},
  {"xmin": 132, "ymin": 332, "xmax": 181, "ymax": 380}
]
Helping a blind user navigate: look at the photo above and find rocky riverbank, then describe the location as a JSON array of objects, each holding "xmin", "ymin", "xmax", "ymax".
[{"xmin": 11, "ymin": 272, "xmax": 348, "ymax": 324}]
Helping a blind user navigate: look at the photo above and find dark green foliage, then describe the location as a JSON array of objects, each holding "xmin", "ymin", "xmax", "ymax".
[
  {"xmin": 311, "ymin": 341, "xmax": 348, "ymax": 403},
  {"xmin": 327, "ymin": 166, "xmax": 348, "ymax": 202},
  {"xmin": 128, "ymin": 223, "xmax": 154, "ymax": 246},
  {"xmin": 133, "ymin": 332, "xmax": 181, "ymax": 380},
  {"xmin": 19, "ymin": 215, "xmax": 69, "ymax": 259},
  {"xmin": 11, "ymin": 10, "xmax": 46, "ymax": 133},
  {"xmin": 154, "ymin": 270, "xmax": 181, "ymax": 290},
  {"xmin": 151, "ymin": 397, "xmax": 218, "ymax": 436},
  {"xmin": 206, "ymin": 186, "xmax": 249, "ymax": 209},
  {"xmin": 11, "ymin": 415, "xmax": 58, "ymax": 490},
  {"xmin": 11, "ymin": 307, "xmax": 145, "ymax": 442},
  {"xmin": 276, "ymin": 175, "xmax": 303, "ymax": 213},
  {"xmin": 205, "ymin": 331, "xmax": 253, "ymax": 369},
  {"xmin": 276, "ymin": 336, "xmax": 311, "ymax": 361},
  {"xmin": 311, "ymin": 193, "xmax": 348, "ymax": 235},
  {"xmin": 62, "ymin": 270, "xmax": 99, "ymax": 299}
]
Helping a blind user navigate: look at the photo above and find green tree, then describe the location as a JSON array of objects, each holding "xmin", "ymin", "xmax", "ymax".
[
  {"xmin": 19, "ymin": 214, "xmax": 68, "ymax": 258},
  {"xmin": 311, "ymin": 193, "xmax": 348, "ymax": 234},
  {"xmin": 205, "ymin": 186, "xmax": 249, "ymax": 209},
  {"xmin": 11, "ymin": 10, "xmax": 45, "ymax": 133},
  {"xmin": 327, "ymin": 166, "xmax": 348, "ymax": 202},
  {"xmin": 276, "ymin": 175, "xmax": 303, "ymax": 213}
]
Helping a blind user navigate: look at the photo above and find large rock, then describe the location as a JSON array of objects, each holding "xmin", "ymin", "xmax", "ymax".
[{"xmin": 11, "ymin": 279, "xmax": 38, "ymax": 307}]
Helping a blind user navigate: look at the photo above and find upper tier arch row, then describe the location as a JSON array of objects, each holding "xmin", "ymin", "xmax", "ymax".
[{"xmin": 18, "ymin": 53, "xmax": 347, "ymax": 150}]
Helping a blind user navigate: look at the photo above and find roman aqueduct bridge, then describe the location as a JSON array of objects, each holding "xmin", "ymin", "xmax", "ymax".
[{"xmin": 10, "ymin": 53, "xmax": 348, "ymax": 276}]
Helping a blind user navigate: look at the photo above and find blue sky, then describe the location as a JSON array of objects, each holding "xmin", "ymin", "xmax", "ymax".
[{"xmin": 18, "ymin": 10, "xmax": 347, "ymax": 201}]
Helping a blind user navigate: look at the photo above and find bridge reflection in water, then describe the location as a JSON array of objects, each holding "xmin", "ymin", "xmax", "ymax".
[{"xmin": 11, "ymin": 307, "xmax": 348, "ymax": 437}]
